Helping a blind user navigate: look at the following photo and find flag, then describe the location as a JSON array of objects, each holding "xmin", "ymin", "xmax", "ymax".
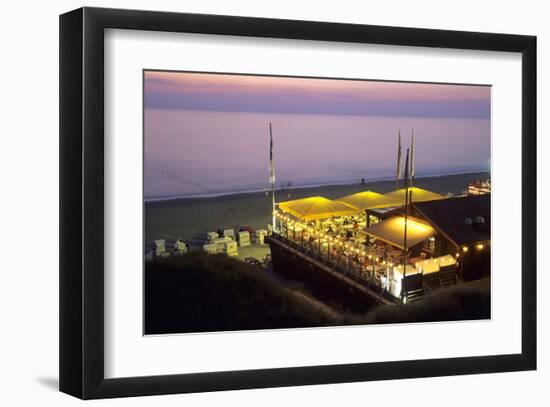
[
  {"xmin": 410, "ymin": 129, "xmax": 415, "ymax": 178},
  {"xmin": 396, "ymin": 130, "xmax": 402, "ymax": 181},
  {"xmin": 269, "ymin": 122, "xmax": 276, "ymax": 184}
]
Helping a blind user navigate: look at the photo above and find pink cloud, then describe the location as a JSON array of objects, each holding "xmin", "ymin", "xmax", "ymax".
[{"xmin": 144, "ymin": 70, "xmax": 490, "ymax": 103}]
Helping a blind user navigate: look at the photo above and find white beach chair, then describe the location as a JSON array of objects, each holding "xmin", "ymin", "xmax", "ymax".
[
  {"xmin": 255, "ymin": 229, "xmax": 267, "ymax": 245},
  {"xmin": 224, "ymin": 241, "xmax": 238, "ymax": 257},
  {"xmin": 202, "ymin": 243, "xmax": 219, "ymax": 254},
  {"xmin": 174, "ymin": 238, "xmax": 188, "ymax": 255},
  {"xmin": 207, "ymin": 231, "xmax": 219, "ymax": 242},
  {"xmin": 223, "ymin": 229, "xmax": 236, "ymax": 240},
  {"xmin": 154, "ymin": 239, "xmax": 166, "ymax": 256},
  {"xmin": 214, "ymin": 237, "xmax": 230, "ymax": 251},
  {"xmin": 238, "ymin": 231, "xmax": 251, "ymax": 247}
]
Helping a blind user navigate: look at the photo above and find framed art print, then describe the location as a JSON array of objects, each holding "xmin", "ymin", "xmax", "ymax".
[{"xmin": 59, "ymin": 7, "xmax": 536, "ymax": 399}]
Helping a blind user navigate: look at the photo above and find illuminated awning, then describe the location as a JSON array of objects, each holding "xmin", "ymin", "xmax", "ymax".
[
  {"xmin": 362, "ymin": 216, "xmax": 436, "ymax": 250},
  {"xmin": 278, "ymin": 196, "xmax": 358, "ymax": 221},
  {"xmin": 384, "ymin": 187, "xmax": 446, "ymax": 204},
  {"xmin": 336, "ymin": 190, "xmax": 401, "ymax": 210}
]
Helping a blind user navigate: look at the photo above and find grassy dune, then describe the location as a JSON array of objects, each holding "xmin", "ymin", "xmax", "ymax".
[
  {"xmin": 145, "ymin": 251, "xmax": 333, "ymax": 334},
  {"xmin": 352, "ymin": 278, "xmax": 491, "ymax": 325},
  {"xmin": 145, "ymin": 252, "xmax": 490, "ymax": 334}
]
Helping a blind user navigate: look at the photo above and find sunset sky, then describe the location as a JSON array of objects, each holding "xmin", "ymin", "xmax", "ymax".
[
  {"xmin": 144, "ymin": 71, "xmax": 491, "ymax": 199},
  {"xmin": 144, "ymin": 71, "xmax": 491, "ymax": 119}
]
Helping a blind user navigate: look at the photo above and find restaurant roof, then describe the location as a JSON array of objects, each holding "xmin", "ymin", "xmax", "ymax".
[
  {"xmin": 336, "ymin": 190, "xmax": 401, "ymax": 210},
  {"xmin": 384, "ymin": 187, "xmax": 446, "ymax": 204},
  {"xmin": 362, "ymin": 216, "xmax": 436, "ymax": 250},
  {"xmin": 278, "ymin": 196, "xmax": 358, "ymax": 221},
  {"xmin": 412, "ymin": 194, "xmax": 490, "ymax": 247}
]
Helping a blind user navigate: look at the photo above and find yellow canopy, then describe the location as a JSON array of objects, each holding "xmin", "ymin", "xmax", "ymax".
[
  {"xmin": 337, "ymin": 190, "xmax": 400, "ymax": 210},
  {"xmin": 362, "ymin": 216, "xmax": 436, "ymax": 250},
  {"xmin": 278, "ymin": 196, "xmax": 358, "ymax": 221},
  {"xmin": 384, "ymin": 187, "xmax": 446, "ymax": 204}
]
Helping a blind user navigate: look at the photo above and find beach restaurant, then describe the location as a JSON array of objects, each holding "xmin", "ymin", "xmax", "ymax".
[{"xmin": 272, "ymin": 186, "xmax": 470, "ymax": 302}]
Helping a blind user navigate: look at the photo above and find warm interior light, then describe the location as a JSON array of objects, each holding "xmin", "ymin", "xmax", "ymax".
[
  {"xmin": 396, "ymin": 217, "xmax": 429, "ymax": 232},
  {"xmin": 476, "ymin": 243, "xmax": 484, "ymax": 251},
  {"xmin": 462, "ymin": 246, "xmax": 469, "ymax": 253}
]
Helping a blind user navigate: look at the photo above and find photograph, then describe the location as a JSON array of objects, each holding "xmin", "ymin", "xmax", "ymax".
[
  {"xmin": 143, "ymin": 70, "xmax": 492, "ymax": 335},
  {"xmin": 0, "ymin": 0, "xmax": 541, "ymax": 404}
]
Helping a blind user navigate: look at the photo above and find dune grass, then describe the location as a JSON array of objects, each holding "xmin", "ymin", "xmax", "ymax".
[
  {"xmin": 145, "ymin": 251, "xmax": 334, "ymax": 334},
  {"xmin": 145, "ymin": 252, "xmax": 490, "ymax": 334},
  {"xmin": 353, "ymin": 278, "xmax": 491, "ymax": 325}
]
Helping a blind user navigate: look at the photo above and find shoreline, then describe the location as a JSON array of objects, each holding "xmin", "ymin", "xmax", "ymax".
[{"xmin": 145, "ymin": 169, "xmax": 490, "ymax": 203}]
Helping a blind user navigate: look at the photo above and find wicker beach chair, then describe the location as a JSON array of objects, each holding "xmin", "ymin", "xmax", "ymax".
[
  {"xmin": 174, "ymin": 237, "xmax": 188, "ymax": 255},
  {"xmin": 255, "ymin": 229, "xmax": 267, "ymax": 244},
  {"xmin": 223, "ymin": 229, "xmax": 236, "ymax": 240},
  {"xmin": 207, "ymin": 231, "xmax": 219, "ymax": 242},
  {"xmin": 238, "ymin": 231, "xmax": 251, "ymax": 247},
  {"xmin": 154, "ymin": 239, "xmax": 167, "ymax": 257},
  {"xmin": 224, "ymin": 240, "xmax": 238, "ymax": 257},
  {"xmin": 203, "ymin": 243, "xmax": 219, "ymax": 254}
]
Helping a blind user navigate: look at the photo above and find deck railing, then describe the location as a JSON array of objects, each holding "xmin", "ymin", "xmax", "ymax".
[{"xmin": 270, "ymin": 232, "xmax": 386, "ymax": 292}]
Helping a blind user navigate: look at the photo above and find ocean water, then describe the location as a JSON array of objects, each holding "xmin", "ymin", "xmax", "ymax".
[{"xmin": 144, "ymin": 109, "xmax": 490, "ymax": 200}]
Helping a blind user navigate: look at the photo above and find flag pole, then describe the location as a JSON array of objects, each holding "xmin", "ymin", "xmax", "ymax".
[
  {"xmin": 402, "ymin": 148, "xmax": 410, "ymax": 302},
  {"xmin": 269, "ymin": 122, "xmax": 276, "ymax": 232},
  {"xmin": 410, "ymin": 129, "xmax": 415, "ymax": 188},
  {"xmin": 395, "ymin": 129, "xmax": 402, "ymax": 190}
]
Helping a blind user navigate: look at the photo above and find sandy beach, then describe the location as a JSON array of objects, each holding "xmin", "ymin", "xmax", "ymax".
[{"xmin": 145, "ymin": 171, "xmax": 489, "ymax": 250}]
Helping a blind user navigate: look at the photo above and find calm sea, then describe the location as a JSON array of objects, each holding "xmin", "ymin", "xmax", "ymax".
[{"xmin": 144, "ymin": 109, "xmax": 490, "ymax": 200}]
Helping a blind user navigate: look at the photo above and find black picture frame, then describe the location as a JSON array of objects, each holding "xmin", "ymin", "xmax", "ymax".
[{"xmin": 60, "ymin": 7, "xmax": 537, "ymax": 399}]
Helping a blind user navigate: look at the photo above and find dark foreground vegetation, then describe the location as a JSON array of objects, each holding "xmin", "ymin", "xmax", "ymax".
[
  {"xmin": 145, "ymin": 252, "xmax": 333, "ymax": 334},
  {"xmin": 355, "ymin": 278, "xmax": 491, "ymax": 325},
  {"xmin": 145, "ymin": 252, "xmax": 491, "ymax": 334}
]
